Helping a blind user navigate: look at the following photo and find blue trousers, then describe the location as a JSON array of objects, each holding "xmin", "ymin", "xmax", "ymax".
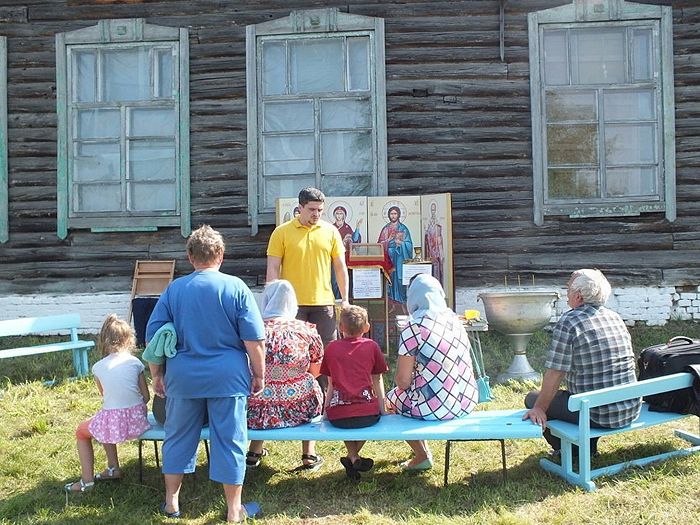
[{"xmin": 163, "ymin": 396, "xmax": 248, "ymax": 485}]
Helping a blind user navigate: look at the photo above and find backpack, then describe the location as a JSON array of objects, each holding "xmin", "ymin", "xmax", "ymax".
[{"xmin": 637, "ymin": 336, "xmax": 700, "ymax": 415}]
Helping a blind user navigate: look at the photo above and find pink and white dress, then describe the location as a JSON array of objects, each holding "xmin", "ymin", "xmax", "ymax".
[{"xmin": 88, "ymin": 352, "xmax": 150, "ymax": 444}]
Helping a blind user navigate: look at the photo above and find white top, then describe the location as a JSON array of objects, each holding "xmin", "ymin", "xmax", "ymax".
[{"xmin": 91, "ymin": 352, "xmax": 146, "ymax": 410}]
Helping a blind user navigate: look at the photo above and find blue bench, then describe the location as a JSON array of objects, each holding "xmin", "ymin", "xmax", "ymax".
[
  {"xmin": 138, "ymin": 408, "xmax": 542, "ymax": 485},
  {"xmin": 0, "ymin": 313, "xmax": 95, "ymax": 377},
  {"xmin": 541, "ymin": 372, "xmax": 700, "ymax": 491}
]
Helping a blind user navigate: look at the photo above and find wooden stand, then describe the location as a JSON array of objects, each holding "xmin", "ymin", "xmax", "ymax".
[
  {"xmin": 127, "ymin": 260, "xmax": 175, "ymax": 323},
  {"xmin": 348, "ymin": 265, "xmax": 390, "ymax": 353}
]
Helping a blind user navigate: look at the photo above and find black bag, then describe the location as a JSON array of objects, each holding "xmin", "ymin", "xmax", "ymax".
[{"xmin": 637, "ymin": 336, "xmax": 700, "ymax": 415}]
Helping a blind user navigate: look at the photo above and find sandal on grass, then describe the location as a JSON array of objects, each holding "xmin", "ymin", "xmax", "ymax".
[
  {"xmin": 64, "ymin": 479, "xmax": 95, "ymax": 493},
  {"xmin": 94, "ymin": 466, "xmax": 121, "ymax": 481},
  {"xmin": 339, "ymin": 457, "xmax": 361, "ymax": 481},
  {"xmin": 352, "ymin": 457, "xmax": 374, "ymax": 472},
  {"xmin": 291, "ymin": 453, "xmax": 324, "ymax": 472},
  {"xmin": 245, "ymin": 448, "xmax": 268, "ymax": 468},
  {"xmin": 159, "ymin": 502, "xmax": 181, "ymax": 519}
]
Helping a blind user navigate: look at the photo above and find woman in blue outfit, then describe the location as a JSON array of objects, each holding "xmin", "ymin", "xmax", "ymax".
[{"xmin": 146, "ymin": 225, "xmax": 265, "ymax": 523}]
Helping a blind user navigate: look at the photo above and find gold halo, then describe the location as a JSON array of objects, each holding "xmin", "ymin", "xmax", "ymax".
[{"xmin": 382, "ymin": 200, "xmax": 407, "ymax": 221}]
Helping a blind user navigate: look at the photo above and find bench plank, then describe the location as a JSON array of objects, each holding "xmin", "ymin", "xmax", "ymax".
[{"xmin": 0, "ymin": 340, "xmax": 94, "ymax": 359}]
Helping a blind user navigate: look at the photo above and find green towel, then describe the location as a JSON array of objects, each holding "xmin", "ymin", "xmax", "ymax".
[{"xmin": 142, "ymin": 322, "xmax": 177, "ymax": 365}]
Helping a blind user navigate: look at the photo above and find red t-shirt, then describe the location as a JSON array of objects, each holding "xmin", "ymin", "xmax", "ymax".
[{"xmin": 320, "ymin": 336, "xmax": 389, "ymax": 421}]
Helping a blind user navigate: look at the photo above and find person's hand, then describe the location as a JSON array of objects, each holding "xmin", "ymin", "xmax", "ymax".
[
  {"xmin": 251, "ymin": 376, "xmax": 265, "ymax": 396},
  {"xmin": 341, "ymin": 299, "xmax": 350, "ymax": 308},
  {"xmin": 523, "ymin": 406, "xmax": 548, "ymax": 429},
  {"xmin": 152, "ymin": 375, "xmax": 166, "ymax": 398},
  {"xmin": 355, "ymin": 218, "xmax": 363, "ymax": 229}
]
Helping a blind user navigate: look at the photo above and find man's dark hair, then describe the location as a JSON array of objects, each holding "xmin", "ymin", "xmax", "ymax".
[{"xmin": 298, "ymin": 187, "xmax": 325, "ymax": 206}]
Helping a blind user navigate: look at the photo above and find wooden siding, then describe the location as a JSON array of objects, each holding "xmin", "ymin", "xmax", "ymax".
[{"xmin": 1, "ymin": 0, "xmax": 700, "ymax": 295}]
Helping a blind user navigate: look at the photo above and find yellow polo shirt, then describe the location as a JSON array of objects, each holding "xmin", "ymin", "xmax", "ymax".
[{"xmin": 267, "ymin": 218, "xmax": 344, "ymax": 306}]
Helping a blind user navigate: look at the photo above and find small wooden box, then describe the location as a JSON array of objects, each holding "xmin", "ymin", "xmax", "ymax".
[{"xmin": 348, "ymin": 243, "xmax": 385, "ymax": 264}]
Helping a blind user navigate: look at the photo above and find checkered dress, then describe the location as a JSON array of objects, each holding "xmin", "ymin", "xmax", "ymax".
[
  {"xmin": 386, "ymin": 312, "xmax": 478, "ymax": 420},
  {"xmin": 546, "ymin": 304, "xmax": 641, "ymax": 427}
]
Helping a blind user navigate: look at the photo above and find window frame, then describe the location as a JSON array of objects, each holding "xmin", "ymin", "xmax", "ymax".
[
  {"xmin": 246, "ymin": 8, "xmax": 387, "ymax": 234},
  {"xmin": 528, "ymin": 0, "xmax": 675, "ymax": 225},
  {"xmin": 0, "ymin": 36, "xmax": 7, "ymax": 243},
  {"xmin": 55, "ymin": 18, "xmax": 190, "ymax": 239}
]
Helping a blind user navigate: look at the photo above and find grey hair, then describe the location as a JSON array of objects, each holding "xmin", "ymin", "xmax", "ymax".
[{"xmin": 570, "ymin": 269, "xmax": 611, "ymax": 306}]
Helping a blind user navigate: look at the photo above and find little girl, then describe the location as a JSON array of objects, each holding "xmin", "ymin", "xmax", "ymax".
[{"xmin": 65, "ymin": 314, "xmax": 151, "ymax": 492}]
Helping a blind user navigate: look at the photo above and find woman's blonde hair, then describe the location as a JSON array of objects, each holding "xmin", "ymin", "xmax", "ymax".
[
  {"xmin": 99, "ymin": 314, "xmax": 136, "ymax": 357},
  {"xmin": 187, "ymin": 224, "xmax": 225, "ymax": 265}
]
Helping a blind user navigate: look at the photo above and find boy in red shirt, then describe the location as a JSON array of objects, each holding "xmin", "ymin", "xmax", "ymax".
[{"xmin": 320, "ymin": 305, "xmax": 389, "ymax": 480}]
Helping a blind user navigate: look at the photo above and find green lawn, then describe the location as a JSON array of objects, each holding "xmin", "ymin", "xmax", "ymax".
[{"xmin": 1, "ymin": 322, "xmax": 700, "ymax": 524}]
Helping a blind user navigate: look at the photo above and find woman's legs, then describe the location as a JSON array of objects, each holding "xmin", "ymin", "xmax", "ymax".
[{"xmin": 403, "ymin": 440, "xmax": 432, "ymax": 468}]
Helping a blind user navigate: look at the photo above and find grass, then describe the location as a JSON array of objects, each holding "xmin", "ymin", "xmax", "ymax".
[{"xmin": 1, "ymin": 323, "xmax": 700, "ymax": 524}]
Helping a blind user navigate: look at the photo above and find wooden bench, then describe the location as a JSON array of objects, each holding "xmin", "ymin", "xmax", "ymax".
[
  {"xmin": 138, "ymin": 408, "xmax": 542, "ymax": 486},
  {"xmin": 0, "ymin": 314, "xmax": 95, "ymax": 377},
  {"xmin": 540, "ymin": 372, "xmax": 700, "ymax": 492}
]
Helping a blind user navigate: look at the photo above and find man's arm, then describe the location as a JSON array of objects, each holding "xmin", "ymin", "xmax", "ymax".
[
  {"xmin": 266, "ymin": 255, "xmax": 282, "ymax": 283},
  {"xmin": 244, "ymin": 339, "xmax": 266, "ymax": 396},
  {"xmin": 332, "ymin": 255, "xmax": 349, "ymax": 305},
  {"xmin": 522, "ymin": 368, "xmax": 566, "ymax": 428}
]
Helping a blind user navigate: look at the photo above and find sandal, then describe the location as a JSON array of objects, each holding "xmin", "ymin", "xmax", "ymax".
[
  {"xmin": 339, "ymin": 457, "xmax": 361, "ymax": 481},
  {"xmin": 159, "ymin": 502, "xmax": 181, "ymax": 519},
  {"xmin": 294, "ymin": 453, "xmax": 324, "ymax": 472},
  {"xmin": 352, "ymin": 457, "xmax": 374, "ymax": 472},
  {"xmin": 65, "ymin": 479, "xmax": 95, "ymax": 493},
  {"xmin": 95, "ymin": 466, "xmax": 122, "ymax": 481},
  {"xmin": 245, "ymin": 448, "xmax": 268, "ymax": 468}
]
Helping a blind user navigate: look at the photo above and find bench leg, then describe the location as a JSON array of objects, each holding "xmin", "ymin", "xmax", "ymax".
[
  {"xmin": 444, "ymin": 441, "xmax": 452, "ymax": 487},
  {"xmin": 154, "ymin": 440, "xmax": 160, "ymax": 469},
  {"xmin": 499, "ymin": 439, "xmax": 507, "ymax": 483},
  {"xmin": 204, "ymin": 440, "xmax": 210, "ymax": 464},
  {"xmin": 138, "ymin": 440, "xmax": 144, "ymax": 483}
]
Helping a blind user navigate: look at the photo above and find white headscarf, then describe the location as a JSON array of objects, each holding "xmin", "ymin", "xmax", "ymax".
[
  {"xmin": 261, "ymin": 279, "xmax": 298, "ymax": 320},
  {"xmin": 407, "ymin": 274, "xmax": 449, "ymax": 321}
]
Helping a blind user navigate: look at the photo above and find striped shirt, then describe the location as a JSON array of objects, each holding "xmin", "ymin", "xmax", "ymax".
[{"xmin": 545, "ymin": 304, "xmax": 641, "ymax": 428}]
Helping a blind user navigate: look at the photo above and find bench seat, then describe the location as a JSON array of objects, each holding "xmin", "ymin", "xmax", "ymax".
[{"xmin": 138, "ymin": 408, "xmax": 542, "ymax": 485}]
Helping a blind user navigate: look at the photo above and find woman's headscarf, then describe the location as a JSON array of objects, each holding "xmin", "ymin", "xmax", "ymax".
[
  {"xmin": 261, "ymin": 279, "xmax": 298, "ymax": 320},
  {"xmin": 406, "ymin": 274, "xmax": 449, "ymax": 321}
]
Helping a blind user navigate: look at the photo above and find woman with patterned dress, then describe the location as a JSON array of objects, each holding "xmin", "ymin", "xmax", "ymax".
[
  {"xmin": 246, "ymin": 279, "xmax": 325, "ymax": 470},
  {"xmin": 386, "ymin": 274, "xmax": 479, "ymax": 470}
]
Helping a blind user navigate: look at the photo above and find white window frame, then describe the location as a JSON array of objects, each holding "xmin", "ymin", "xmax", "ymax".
[
  {"xmin": 528, "ymin": 0, "xmax": 675, "ymax": 225},
  {"xmin": 246, "ymin": 8, "xmax": 387, "ymax": 234},
  {"xmin": 0, "ymin": 36, "xmax": 7, "ymax": 243},
  {"xmin": 55, "ymin": 18, "xmax": 190, "ymax": 239}
]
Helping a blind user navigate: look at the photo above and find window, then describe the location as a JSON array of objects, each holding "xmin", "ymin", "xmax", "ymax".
[
  {"xmin": 0, "ymin": 36, "xmax": 6, "ymax": 243},
  {"xmin": 55, "ymin": 19, "xmax": 190, "ymax": 238},
  {"xmin": 529, "ymin": 0, "xmax": 675, "ymax": 225},
  {"xmin": 246, "ymin": 8, "xmax": 387, "ymax": 233}
]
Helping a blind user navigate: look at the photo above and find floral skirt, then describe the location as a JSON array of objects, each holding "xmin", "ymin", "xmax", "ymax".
[
  {"xmin": 88, "ymin": 402, "xmax": 150, "ymax": 444},
  {"xmin": 248, "ymin": 379, "xmax": 323, "ymax": 429}
]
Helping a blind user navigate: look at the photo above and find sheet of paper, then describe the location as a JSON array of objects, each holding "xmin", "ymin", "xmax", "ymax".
[
  {"xmin": 402, "ymin": 262, "xmax": 433, "ymax": 285},
  {"xmin": 352, "ymin": 267, "xmax": 383, "ymax": 299}
]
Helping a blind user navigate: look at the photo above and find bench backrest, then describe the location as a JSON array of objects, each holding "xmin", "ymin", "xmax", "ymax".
[
  {"xmin": 0, "ymin": 313, "xmax": 83, "ymax": 338},
  {"xmin": 567, "ymin": 372, "xmax": 694, "ymax": 412}
]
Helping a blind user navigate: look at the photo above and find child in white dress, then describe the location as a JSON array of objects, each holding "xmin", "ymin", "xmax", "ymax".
[{"xmin": 65, "ymin": 314, "xmax": 151, "ymax": 492}]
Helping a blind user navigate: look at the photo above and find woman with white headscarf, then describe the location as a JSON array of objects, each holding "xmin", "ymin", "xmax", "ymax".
[
  {"xmin": 246, "ymin": 280, "xmax": 325, "ymax": 470},
  {"xmin": 386, "ymin": 274, "xmax": 478, "ymax": 470}
]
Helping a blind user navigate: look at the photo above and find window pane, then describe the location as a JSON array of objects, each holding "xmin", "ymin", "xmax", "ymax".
[
  {"xmin": 605, "ymin": 124, "xmax": 656, "ymax": 164},
  {"xmin": 543, "ymin": 30, "xmax": 568, "ymax": 86},
  {"xmin": 263, "ymin": 41, "xmax": 286, "ymax": 96},
  {"xmin": 129, "ymin": 141, "xmax": 176, "ymax": 181},
  {"xmin": 131, "ymin": 108, "xmax": 177, "ymax": 136},
  {"xmin": 157, "ymin": 49, "xmax": 173, "ymax": 98},
  {"xmin": 606, "ymin": 167, "xmax": 656, "ymax": 197},
  {"xmin": 322, "ymin": 175, "xmax": 371, "ymax": 196},
  {"xmin": 604, "ymin": 90, "xmax": 654, "ymax": 121},
  {"xmin": 548, "ymin": 168, "xmax": 598, "ymax": 199},
  {"xmin": 546, "ymin": 92, "xmax": 596, "ymax": 122},
  {"xmin": 290, "ymin": 39, "xmax": 343, "ymax": 94},
  {"xmin": 632, "ymin": 28, "xmax": 653, "ymax": 81},
  {"xmin": 348, "ymin": 37, "xmax": 369, "ymax": 91},
  {"xmin": 263, "ymin": 134, "xmax": 314, "ymax": 176},
  {"xmin": 74, "ymin": 143, "xmax": 120, "ymax": 182},
  {"xmin": 130, "ymin": 182, "xmax": 176, "ymax": 211},
  {"xmin": 321, "ymin": 131, "xmax": 372, "ymax": 174},
  {"xmin": 263, "ymin": 101, "xmax": 313, "ymax": 132},
  {"xmin": 321, "ymin": 99, "xmax": 371, "ymax": 129},
  {"xmin": 547, "ymin": 124, "xmax": 598, "ymax": 164},
  {"xmin": 75, "ymin": 183, "xmax": 121, "ymax": 212},
  {"xmin": 264, "ymin": 176, "xmax": 314, "ymax": 209},
  {"xmin": 104, "ymin": 48, "xmax": 150, "ymax": 101},
  {"xmin": 571, "ymin": 28, "xmax": 625, "ymax": 84},
  {"xmin": 78, "ymin": 109, "xmax": 120, "ymax": 139},
  {"xmin": 74, "ymin": 51, "xmax": 96, "ymax": 103}
]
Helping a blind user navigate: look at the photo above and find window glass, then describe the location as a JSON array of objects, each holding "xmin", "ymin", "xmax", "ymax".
[
  {"xmin": 547, "ymin": 124, "xmax": 598, "ymax": 164},
  {"xmin": 606, "ymin": 167, "xmax": 656, "ymax": 196},
  {"xmin": 264, "ymin": 176, "xmax": 315, "ymax": 208},
  {"xmin": 543, "ymin": 30, "xmax": 569, "ymax": 86},
  {"xmin": 605, "ymin": 124, "xmax": 656, "ymax": 164},
  {"xmin": 290, "ymin": 39, "xmax": 344, "ymax": 93},
  {"xmin": 322, "ymin": 175, "xmax": 371, "ymax": 196},
  {"xmin": 130, "ymin": 182, "xmax": 176, "ymax": 211},
  {"xmin": 548, "ymin": 168, "xmax": 598, "ymax": 199},
  {"xmin": 73, "ymin": 143, "xmax": 120, "ymax": 182},
  {"xmin": 157, "ymin": 49, "xmax": 173, "ymax": 98},
  {"xmin": 263, "ymin": 135, "xmax": 315, "ymax": 176},
  {"xmin": 78, "ymin": 109, "xmax": 120, "ymax": 139},
  {"xmin": 632, "ymin": 28, "xmax": 653, "ymax": 81},
  {"xmin": 321, "ymin": 99, "xmax": 371, "ymax": 129},
  {"xmin": 347, "ymin": 37, "xmax": 369, "ymax": 91},
  {"xmin": 129, "ymin": 140, "xmax": 176, "ymax": 181},
  {"xmin": 546, "ymin": 92, "xmax": 596, "ymax": 122},
  {"xmin": 75, "ymin": 183, "xmax": 122, "ymax": 212},
  {"xmin": 263, "ymin": 42, "xmax": 286, "ymax": 96},
  {"xmin": 263, "ymin": 101, "xmax": 313, "ymax": 132},
  {"xmin": 321, "ymin": 131, "xmax": 372, "ymax": 174},
  {"xmin": 131, "ymin": 108, "xmax": 177, "ymax": 136},
  {"xmin": 604, "ymin": 90, "xmax": 654, "ymax": 120},
  {"xmin": 571, "ymin": 28, "xmax": 625, "ymax": 84},
  {"xmin": 104, "ymin": 48, "xmax": 150, "ymax": 101},
  {"xmin": 75, "ymin": 51, "xmax": 97, "ymax": 103}
]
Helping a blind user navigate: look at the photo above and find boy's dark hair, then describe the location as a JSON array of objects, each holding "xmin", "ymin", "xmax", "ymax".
[
  {"xmin": 298, "ymin": 187, "xmax": 325, "ymax": 206},
  {"xmin": 340, "ymin": 305, "xmax": 369, "ymax": 337}
]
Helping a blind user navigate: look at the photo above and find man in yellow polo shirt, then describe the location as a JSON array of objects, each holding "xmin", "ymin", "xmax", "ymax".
[{"xmin": 266, "ymin": 187, "xmax": 349, "ymax": 471}]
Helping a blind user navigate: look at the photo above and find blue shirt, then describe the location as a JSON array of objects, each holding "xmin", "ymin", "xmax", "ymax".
[{"xmin": 146, "ymin": 269, "xmax": 265, "ymax": 398}]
